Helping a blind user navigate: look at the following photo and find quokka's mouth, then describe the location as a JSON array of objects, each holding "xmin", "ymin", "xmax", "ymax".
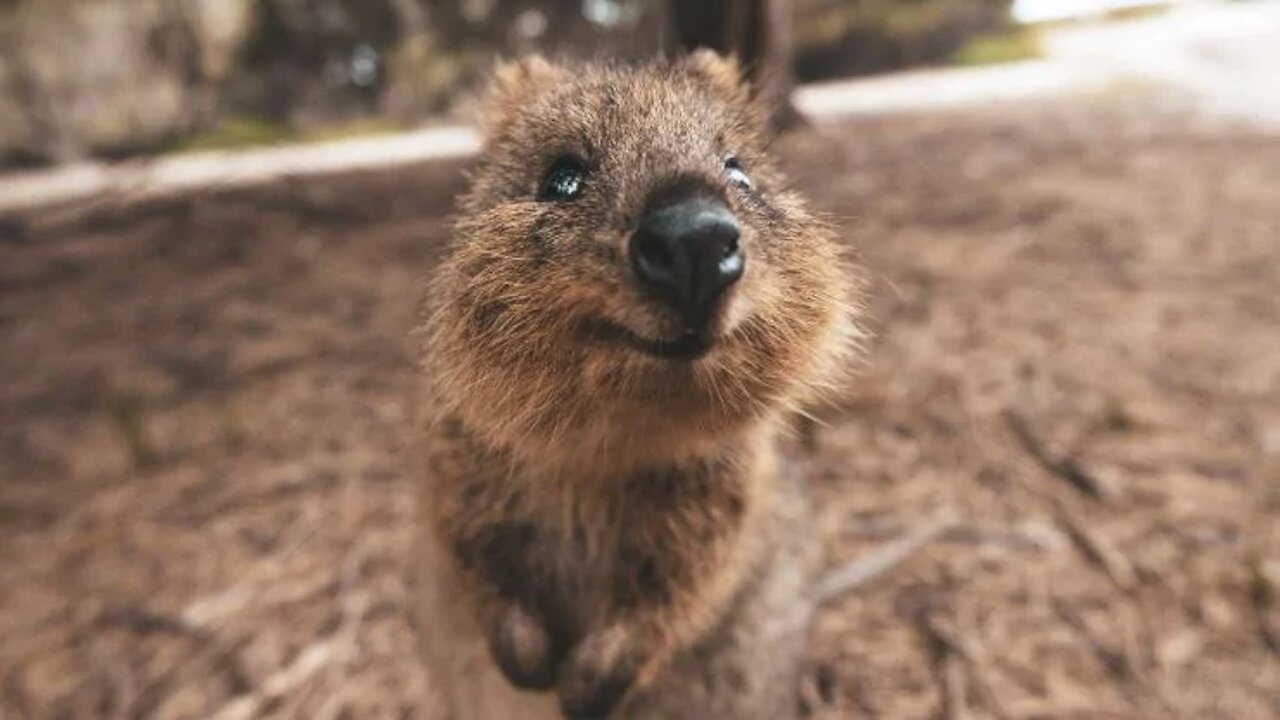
[{"xmin": 581, "ymin": 318, "xmax": 717, "ymax": 361}]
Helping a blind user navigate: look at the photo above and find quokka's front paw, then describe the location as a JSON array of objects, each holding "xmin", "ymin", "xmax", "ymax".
[
  {"xmin": 488, "ymin": 603, "xmax": 561, "ymax": 691},
  {"xmin": 557, "ymin": 623, "xmax": 653, "ymax": 720}
]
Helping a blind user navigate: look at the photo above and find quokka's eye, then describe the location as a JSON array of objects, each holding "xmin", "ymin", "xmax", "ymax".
[
  {"xmin": 724, "ymin": 155, "xmax": 753, "ymax": 191},
  {"xmin": 540, "ymin": 156, "xmax": 587, "ymax": 201}
]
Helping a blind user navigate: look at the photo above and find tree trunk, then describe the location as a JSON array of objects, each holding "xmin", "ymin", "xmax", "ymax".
[
  {"xmin": 0, "ymin": 25, "xmax": 77, "ymax": 164},
  {"xmin": 669, "ymin": 0, "xmax": 800, "ymax": 130}
]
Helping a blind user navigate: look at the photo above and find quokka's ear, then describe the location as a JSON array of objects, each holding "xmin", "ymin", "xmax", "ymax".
[
  {"xmin": 481, "ymin": 55, "xmax": 564, "ymax": 136},
  {"xmin": 682, "ymin": 49, "xmax": 771, "ymax": 133},
  {"xmin": 682, "ymin": 49, "xmax": 751, "ymax": 105}
]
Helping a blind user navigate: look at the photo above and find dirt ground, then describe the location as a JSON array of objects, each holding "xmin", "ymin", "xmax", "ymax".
[{"xmin": 2, "ymin": 91, "xmax": 1278, "ymax": 719}]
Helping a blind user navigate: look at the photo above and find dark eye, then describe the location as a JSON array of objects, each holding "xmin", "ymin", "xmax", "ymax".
[
  {"xmin": 540, "ymin": 156, "xmax": 587, "ymax": 201},
  {"xmin": 724, "ymin": 156, "xmax": 753, "ymax": 191}
]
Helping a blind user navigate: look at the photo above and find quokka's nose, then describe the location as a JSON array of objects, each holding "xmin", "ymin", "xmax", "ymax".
[{"xmin": 628, "ymin": 198, "xmax": 744, "ymax": 322}]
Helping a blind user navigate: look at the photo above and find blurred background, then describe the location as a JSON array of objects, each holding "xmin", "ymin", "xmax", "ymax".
[
  {"xmin": 0, "ymin": 0, "xmax": 1030, "ymax": 166},
  {"xmin": 2, "ymin": 1, "xmax": 1278, "ymax": 718}
]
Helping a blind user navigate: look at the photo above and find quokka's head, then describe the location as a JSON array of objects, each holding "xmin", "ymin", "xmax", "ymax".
[{"xmin": 422, "ymin": 52, "xmax": 861, "ymax": 468}]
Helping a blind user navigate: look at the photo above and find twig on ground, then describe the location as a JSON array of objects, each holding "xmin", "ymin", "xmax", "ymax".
[
  {"xmin": 920, "ymin": 614, "xmax": 1013, "ymax": 720},
  {"xmin": 817, "ymin": 509, "xmax": 956, "ymax": 604},
  {"xmin": 1004, "ymin": 408, "xmax": 1107, "ymax": 501},
  {"xmin": 98, "ymin": 606, "xmax": 252, "ymax": 694},
  {"xmin": 210, "ymin": 639, "xmax": 341, "ymax": 720},
  {"xmin": 797, "ymin": 662, "xmax": 837, "ymax": 716},
  {"xmin": 180, "ymin": 512, "xmax": 319, "ymax": 628},
  {"xmin": 1050, "ymin": 598, "xmax": 1179, "ymax": 719},
  {"xmin": 1051, "ymin": 599, "xmax": 1147, "ymax": 706},
  {"xmin": 1055, "ymin": 507, "xmax": 1137, "ymax": 591},
  {"xmin": 209, "ymin": 546, "xmax": 370, "ymax": 720},
  {"xmin": 846, "ymin": 518, "xmax": 1068, "ymax": 552},
  {"xmin": 940, "ymin": 651, "xmax": 968, "ymax": 720}
]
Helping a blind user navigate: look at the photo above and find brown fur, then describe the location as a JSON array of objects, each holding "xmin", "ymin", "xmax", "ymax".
[{"xmin": 415, "ymin": 52, "xmax": 860, "ymax": 719}]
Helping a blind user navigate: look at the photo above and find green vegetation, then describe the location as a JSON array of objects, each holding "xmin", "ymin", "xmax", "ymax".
[
  {"xmin": 793, "ymin": 0, "xmax": 1017, "ymax": 80},
  {"xmin": 949, "ymin": 27, "xmax": 1040, "ymax": 66},
  {"xmin": 176, "ymin": 117, "xmax": 292, "ymax": 152},
  {"xmin": 1106, "ymin": 4, "xmax": 1171, "ymax": 20},
  {"xmin": 176, "ymin": 116, "xmax": 402, "ymax": 153}
]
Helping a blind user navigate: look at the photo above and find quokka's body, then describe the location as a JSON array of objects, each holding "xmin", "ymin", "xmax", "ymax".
[{"xmin": 414, "ymin": 53, "xmax": 860, "ymax": 719}]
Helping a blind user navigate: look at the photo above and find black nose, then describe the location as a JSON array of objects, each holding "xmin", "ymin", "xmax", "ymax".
[{"xmin": 629, "ymin": 198, "xmax": 744, "ymax": 322}]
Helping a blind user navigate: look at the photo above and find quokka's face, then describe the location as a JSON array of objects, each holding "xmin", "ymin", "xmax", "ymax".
[{"xmin": 426, "ymin": 53, "xmax": 858, "ymax": 453}]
